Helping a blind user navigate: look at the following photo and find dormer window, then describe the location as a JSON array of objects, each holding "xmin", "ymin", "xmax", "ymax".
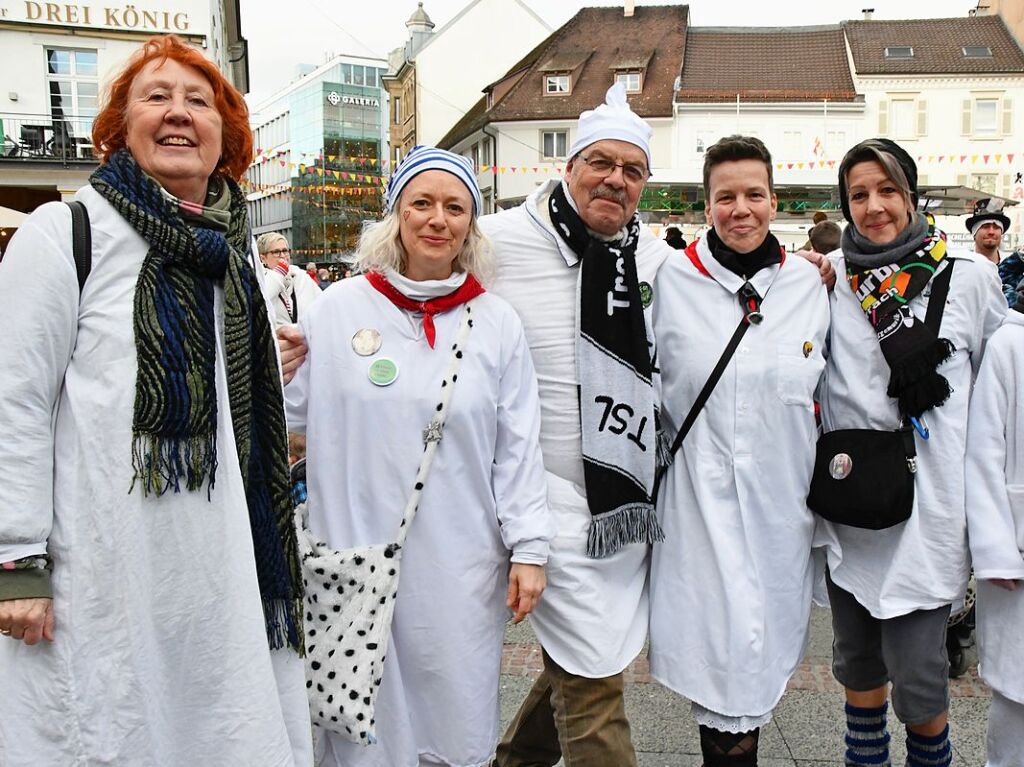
[
  {"xmin": 615, "ymin": 72, "xmax": 642, "ymax": 93},
  {"xmin": 884, "ymin": 46, "xmax": 914, "ymax": 59},
  {"xmin": 545, "ymin": 74, "xmax": 570, "ymax": 94},
  {"xmin": 963, "ymin": 45, "xmax": 993, "ymax": 58}
]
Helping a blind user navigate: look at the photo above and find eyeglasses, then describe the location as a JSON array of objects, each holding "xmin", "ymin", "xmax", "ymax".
[
  {"xmin": 266, "ymin": 248, "xmax": 291, "ymax": 257},
  {"xmin": 579, "ymin": 155, "xmax": 649, "ymax": 184}
]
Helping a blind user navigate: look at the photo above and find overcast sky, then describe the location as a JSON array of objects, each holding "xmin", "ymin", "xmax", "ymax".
[{"xmin": 242, "ymin": 0, "xmax": 982, "ymax": 105}]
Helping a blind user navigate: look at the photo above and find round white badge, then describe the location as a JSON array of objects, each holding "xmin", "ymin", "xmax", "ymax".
[
  {"xmin": 367, "ymin": 357, "xmax": 399, "ymax": 386},
  {"xmin": 829, "ymin": 453, "xmax": 853, "ymax": 481},
  {"xmin": 352, "ymin": 328, "xmax": 382, "ymax": 356}
]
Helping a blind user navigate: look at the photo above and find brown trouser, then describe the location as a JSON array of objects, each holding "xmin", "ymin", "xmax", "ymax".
[{"xmin": 494, "ymin": 649, "xmax": 638, "ymax": 767}]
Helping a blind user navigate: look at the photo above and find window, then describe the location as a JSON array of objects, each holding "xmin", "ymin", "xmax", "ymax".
[
  {"xmin": 884, "ymin": 46, "xmax": 914, "ymax": 59},
  {"xmin": 615, "ymin": 72, "xmax": 642, "ymax": 92},
  {"xmin": 353, "ymin": 66, "xmax": 365, "ymax": 86},
  {"xmin": 890, "ymin": 99, "xmax": 916, "ymax": 140},
  {"xmin": 974, "ymin": 98, "xmax": 999, "ymax": 136},
  {"xmin": 879, "ymin": 95, "xmax": 927, "ymax": 139},
  {"xmin": 393, "ymin": 96, "xmax": 401, "ymax": 125},
  {"xmin": 45, "ymin": 48, "xmax": 98, "ymax": 144},
  {"xmin": 783, "ymin": 130, "xmax": 803, "ymax": 158},
  {"xmin": 545, "ymin": 75, "xmax": 570, "ymax": 95},
  {"xmin": 963, "ymin": 46, "xmax": 992, "ymax": 58},
  {"xmin": 963, "ymin": 94, "xmax": 1012, "ymax": 138},
  {"xmin": 970, "ymin": 173, "xmax": 998, "ymax": 194},
  {"xmin": 481, "ymin": 138, "xmax": 491, "ymax": 166},
  {"xmin": 826, "ymin": 130, "xmax": 847, "ymax": 157},
  {"xmin": 471, "ymin": 142, "xmax": 480, "ymax": 168},
  {"xmin": 541, "ymin": 130, "xmax": 568, "ymax": 159}
]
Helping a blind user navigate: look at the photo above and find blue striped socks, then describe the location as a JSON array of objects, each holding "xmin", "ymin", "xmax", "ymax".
[
  {"xmin": 845, "ymin": 702, "xmax": 891, "ymax": 766},
  {"xmin": 906, "ymin": 724, "xmax": 952, "ymax": 767}
]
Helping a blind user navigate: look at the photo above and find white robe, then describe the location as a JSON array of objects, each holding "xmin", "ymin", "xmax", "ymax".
[
  {"xmin": 0, "ymin": 187, "xmax": 312, "ymax": 766},
  {"xmin": 480, "ymin": 179, "xmax": 670, "ymax": 677},
  {"xmin": 262, "ymin": 262, "xmax": 324, "ymax": 326},
  {"xmin": 648, "ymin": 238, "xmax": 829, "ymax": 718},
  {"xmin": 964, "ymin": 308, "xmax": 1024, "ymax": 704},
  {"xmin": 285, "ymin": 277, "xmax": 552, "ymax": 767},
  {"xmin": 815, "ymin": 249, "xmax": 1006, "ymax": 618}
]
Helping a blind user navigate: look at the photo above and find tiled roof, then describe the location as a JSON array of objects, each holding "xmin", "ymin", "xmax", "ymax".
[
  {"xmin": 845, "ymin": 16, "xmax": 1024, "ymax": 74},
  {"xmin": 439, "ymin": 5, "xmax": 688, "ymax": 149},
  {"xmin": 676, "ymin": 26, "xmax": 859, "ymax": 103}
]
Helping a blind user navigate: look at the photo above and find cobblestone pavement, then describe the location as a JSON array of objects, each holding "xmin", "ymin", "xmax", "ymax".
[{"xmin": 498, "ymin": 607, "xmax": 991, "ymax": 766}]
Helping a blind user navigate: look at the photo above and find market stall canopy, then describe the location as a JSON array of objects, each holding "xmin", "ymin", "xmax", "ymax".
[{"xmin": 916, "ymin": 186, "xmax": 1018, "ymax": 216}]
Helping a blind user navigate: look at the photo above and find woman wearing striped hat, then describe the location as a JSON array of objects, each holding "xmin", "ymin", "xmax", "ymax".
[{"xmin": 284, "ymin": 145, "xmax": 553, "ymax": 767}]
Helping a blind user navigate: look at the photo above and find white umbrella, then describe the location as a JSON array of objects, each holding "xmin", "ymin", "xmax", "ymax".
[{"xmin": 0, "ymin": 205, "xmax": 28, "ymax": 228}]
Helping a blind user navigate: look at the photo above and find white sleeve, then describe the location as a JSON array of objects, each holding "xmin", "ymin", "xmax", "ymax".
[
  {"xmin": 283, "ymin": 313, "xmax": 312, "ymax": 435},
  {"xmin": 292, "ymin": 268, "xmax": 323, "ymax": 318},
  {"xmin": 965, "ymin": 331, "xmax": 1024, "ymax": 579},
  {"xmin": 968, "ymin": 259, "xmax": 1010, "ymax": 376},
  {"xmin": 0, "ymin": 203, "xmax": 78, "ymax": 562},
  {"xmin": 492, "ymin": 310, "xmax": 554, "ymax": 565}
]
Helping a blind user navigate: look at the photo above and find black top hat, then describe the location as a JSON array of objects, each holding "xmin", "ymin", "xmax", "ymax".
[{"xmin": 966, "ymin": 198, "xmax": 1010, "ymax": 233}]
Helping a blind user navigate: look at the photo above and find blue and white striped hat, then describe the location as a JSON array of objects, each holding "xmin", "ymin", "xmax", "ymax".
[{"xmin": 384, "ymin": 145, "xmax": 483, "ymax": 215}]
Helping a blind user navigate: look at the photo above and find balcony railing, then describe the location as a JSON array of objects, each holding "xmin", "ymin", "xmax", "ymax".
[{"xmin": 0, "ymin": 114, "xmax": 97, "ymax": 163}]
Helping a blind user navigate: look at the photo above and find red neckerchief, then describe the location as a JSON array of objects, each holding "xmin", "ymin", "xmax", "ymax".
[{"xmin": 366, "ymin": 271, "xmax": 486, "ymax": 348}]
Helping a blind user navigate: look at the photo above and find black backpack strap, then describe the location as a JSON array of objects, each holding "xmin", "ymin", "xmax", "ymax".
[
  {"xmin": 924, "ymin": 258, "xmax": 955, "ymax": 335},
  {"xmin": 652, "ymin": 313, "xmax": 751, "ymax": 502},
  {"xmin": 66, "ymin": 201, "xmax": 92, "ymax": 294}
]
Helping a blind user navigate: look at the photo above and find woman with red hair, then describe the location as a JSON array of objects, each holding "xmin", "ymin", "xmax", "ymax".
[{"xmin": 0, "ymin": 36, "xmax": 312, "ymax": 765}]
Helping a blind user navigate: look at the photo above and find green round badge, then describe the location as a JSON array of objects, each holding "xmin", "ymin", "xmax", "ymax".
[
  {"xmin": 639, "ymin": 281, "xmax": 654, "ymax": 308},
  {"xmin": 367, "ymin": 357, "xmax": 399, "ymax": 386}
]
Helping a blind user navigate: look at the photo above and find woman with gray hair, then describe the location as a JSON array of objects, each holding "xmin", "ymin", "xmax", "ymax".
[
  {"xmin": 812, "ymin": 138, "xmax": 1005, "ymax": 767},
  {"xmin": 257, "ymin": 231, "xmax": 322, "ymax": 326},
  {"xmin": 283, "ymin": 145, "xmax": 552, "ymax": 767}
]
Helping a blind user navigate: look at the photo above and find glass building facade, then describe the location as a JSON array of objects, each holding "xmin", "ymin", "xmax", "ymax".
[{"xmin": 247, "ymin": 58, "xmax": 388, "ymax": 263}]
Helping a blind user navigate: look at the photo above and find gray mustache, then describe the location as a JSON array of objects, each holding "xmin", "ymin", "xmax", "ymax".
[{"xmin": 590, "ymin": 184, "xmax": 627, "ymax": 206}]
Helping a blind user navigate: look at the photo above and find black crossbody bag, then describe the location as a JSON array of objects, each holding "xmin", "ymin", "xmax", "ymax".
[{"xmin": 807, "ymin": 260, "xmax": 955, "ymax": 530}]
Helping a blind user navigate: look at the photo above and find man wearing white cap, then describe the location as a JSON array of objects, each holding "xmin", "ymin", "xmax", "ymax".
[
  {"xmin": 484, "ymin": 82, "xmax": 667, "ymax": 767},
  {"xmin": 968, "ymin": 197, "xmax": 1011, "ymax": 266}
]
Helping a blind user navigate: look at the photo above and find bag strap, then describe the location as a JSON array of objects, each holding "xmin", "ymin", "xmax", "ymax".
[
  {"xmin": 924, "ymin": 258, "xmax": 955, "ymax": 335},
  {"xmin": 652, "ymin": 312, "xmax": 751, "ymax": 501},
  {"xmin": 66, "ymin": 201, "xmax": 91, "ymax": 295},
  {"xmin": 394, "ymin": 298, "xmax": 477, "ymax": 548}
]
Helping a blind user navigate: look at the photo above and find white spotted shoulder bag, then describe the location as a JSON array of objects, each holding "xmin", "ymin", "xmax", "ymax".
[{"xmin": 293, "ymin": 298, "xmax": 477, "ymax": 745}]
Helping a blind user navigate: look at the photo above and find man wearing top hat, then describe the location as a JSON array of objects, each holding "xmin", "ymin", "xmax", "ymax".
[{"xmin": 968, "ymin": 197, "xmax": 1011, "ymax": 265}]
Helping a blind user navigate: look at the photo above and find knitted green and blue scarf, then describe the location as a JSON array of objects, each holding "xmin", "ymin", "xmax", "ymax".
[{"xmin": 90, "ymin": 150, "xmax": 303, "ymax": 654}]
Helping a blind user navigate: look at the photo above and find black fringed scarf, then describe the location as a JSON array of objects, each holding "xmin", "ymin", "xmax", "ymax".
[
  {"xmin": 90, "ymin": 150, "xmax": 303, "ymax": 653},
  {"xmin": 843, "ymin": 212, "xmax": 954, "ymax": 419},
  {"xmin": 548, "ymin": 181, "xmax": 664, "ymax": 558}
]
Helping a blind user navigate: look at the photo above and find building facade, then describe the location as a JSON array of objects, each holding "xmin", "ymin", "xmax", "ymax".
[
  {"xmin": 441, "ymin": 3, "xmax": 1024, "ymax": 248},
  {"xmin": 383, "ymin": 0, "xmax": 552, "ymax": 168},
  {"xmin": 0, "ymin": 0, "xmax": 248, "ymax": 218},
  {"xmin": 245, "ymin": 55, "xmax": 389, "ymax": 262}
]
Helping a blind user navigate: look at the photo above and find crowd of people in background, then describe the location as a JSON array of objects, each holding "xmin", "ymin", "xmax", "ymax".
[{"xmin": 3, "ymin": 31, "xmax": 1024, "ymax": 767}]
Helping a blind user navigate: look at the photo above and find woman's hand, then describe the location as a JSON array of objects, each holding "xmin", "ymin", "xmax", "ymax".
[
  {"xmin": 988, "ymin": 578, "xmax": 1020, "ymax": 591},
  {"xmin": 277, "ymin": 324, "xmax": 308, "ymax": 385},
  {"xmin": 507, "ymin": 563, "xmax": 546, "ymax": 624},
  {"xmin": 0, "ymin": 597, "xmax": 55, "ymax": 645},
  {"xmin": 797, "ymin": 249, "xmax": 837, "ymax": 291}
]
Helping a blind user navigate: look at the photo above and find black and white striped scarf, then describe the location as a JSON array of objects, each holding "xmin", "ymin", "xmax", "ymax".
[{"xmin": 548, "ymin": 182, "xmax": 664, "ymax": 558}]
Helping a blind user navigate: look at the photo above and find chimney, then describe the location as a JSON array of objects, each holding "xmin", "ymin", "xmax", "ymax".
[
  {"xmin": 862, "ymin": 7, "xmax": 875, "ymax": 19},
  {"xmin": 624, "ymin": 0, "xmax": 635, "ymax": 17}
]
